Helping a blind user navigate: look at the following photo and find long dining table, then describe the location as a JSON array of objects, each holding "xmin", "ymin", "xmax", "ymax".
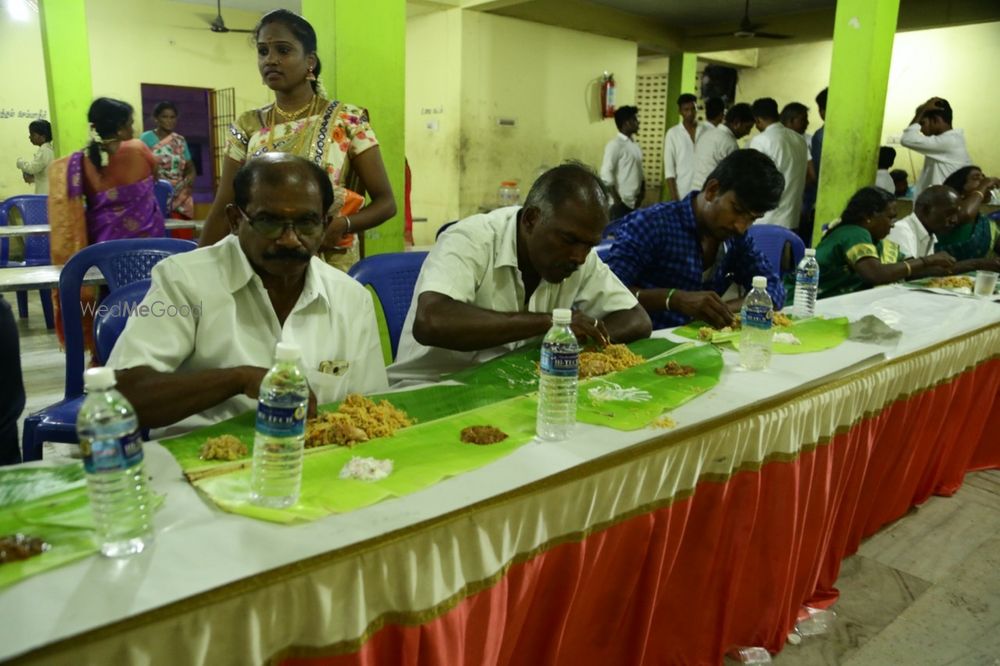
[
  {"xmin": 2, "ymin": 286, "xmax": 998, "ymax": 666},
  {"xmin": 0, "ymin": 220, "xmax": 203, "ymax": 238}
]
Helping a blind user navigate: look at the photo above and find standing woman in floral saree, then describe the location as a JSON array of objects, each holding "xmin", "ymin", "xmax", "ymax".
[
  {"xmin": 140, "ymin": 100, "xmax": 196, "ymax": 219},
  {"xmin": 48, "ymin": 97, "xmax": 165, "ymax": 353},
  {"xmin": 199, "ymin": 9, "xmax": 396, "ymax": 271}
]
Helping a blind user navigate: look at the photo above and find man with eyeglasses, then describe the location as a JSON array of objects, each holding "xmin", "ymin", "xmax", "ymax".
[{"xmin": 109, "ymin": 153, "xmax": 387, "ymax": 436}]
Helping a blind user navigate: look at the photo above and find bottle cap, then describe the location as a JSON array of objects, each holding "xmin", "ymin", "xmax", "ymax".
[
  {"xmin": 804, "ymin": 248, "xmax": 816, "ymax": 257},
  {"xmin": 752, "ymin": 276, "xmax": 768, "ymax": 289},
  {"xmin": 83, "ymin": 367, "xmax": 116, "ymax": 390},
  {"xmin": 552, "ymin": 308, "xmax": 572, "ymax": 324},
  {"xmin": 275, "ymin": 342, "xmax": 302, "ymax": 362}
]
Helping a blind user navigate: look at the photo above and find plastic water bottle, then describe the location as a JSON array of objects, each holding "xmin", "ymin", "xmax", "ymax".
[
  {"xmin": 76, "ymin": 367, "xmax": 153, "ymax": 558},
  {"xmin": 536, "ymin": 308, "xmax": 580, "ymax": 441},
  {"xmin": 792, "ymin": 248, "xmax": 819, "ymax": 318},
  {"xmin": 251, "ymin": 342, "xmax": 309, "ymax": 508},
  {"xmin": 740, "ymin": 276, "xmax": 774, "ymax": 371}
]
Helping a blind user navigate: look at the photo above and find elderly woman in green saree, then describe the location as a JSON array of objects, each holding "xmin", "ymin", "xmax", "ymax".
[
  {"xmin": 937, "ymin": 166, "xmax": 1000, "ymax": 261},
  {"xmin": 814, "ymin": 187, "xmax": 955, "ymax": 298}
]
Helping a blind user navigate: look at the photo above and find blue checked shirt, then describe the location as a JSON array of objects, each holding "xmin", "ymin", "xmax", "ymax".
[{"xmin": 606, "ymin": 193, "xmax": 785, "ymax": 329}]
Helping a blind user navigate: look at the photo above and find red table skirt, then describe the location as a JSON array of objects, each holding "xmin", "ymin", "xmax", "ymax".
[{"xmin": 279, "ymin": 358, "xmax": 1000, "ymax": 666}]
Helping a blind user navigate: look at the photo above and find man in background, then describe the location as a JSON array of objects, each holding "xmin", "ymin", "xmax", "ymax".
[
  {"xmin": 890, "ymin": 169, "xmax": 911, "ymax": 198},
  {"xmin": 781, "ymin": 101, "xmax": 817, "ymax": 242},
  {"xmin": 749, "ymin": 98, "xmax": 807, "ymax": 231},
  {"xmin": 691, "ymin": 103, "xmax": 755, "ymax": 194},
  {"xmin": 599, "ymin": 105, "xmax": 644, "ymax": 221},
  {"xmin": 811, "ymin": 88, "xmax": 827, "ymax": 177},
  {"xmin": 901, "ymin": 97, "xmax": 972, "ymax": 196},
  {"xmin": 15, "ymin": 119, "xmax": 54, "ymax": 195},
  {"xmin": 663, "ymin": 93, "xmax": 710, "ymax": 201},
  {"xmin": 876, "ymin": 147, "xmax": 897, "ymax": 193},
  {"xmin": 704, "ymin": 97, "xmax": 725, "ymax": 127}
]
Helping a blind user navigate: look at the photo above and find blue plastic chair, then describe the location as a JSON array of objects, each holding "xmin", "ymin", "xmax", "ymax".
[
  {"xmin": 94, "ymin": 279, "xmax": 152, "ymax": 364},
  {"xmin": 153, "ymin": 180, "xmax": 174, "ymax": 219},
  {"xmin": 746, "ymin": 225, "xmax": 806, "ymax": 277},
  {"xmin": 0, "ymin": 195, "xmax": 54, "ymax": 328},
  {"xmin": 348, "ymin": 251, "xmax": 428, "ymax": 361},
  {"xmin": 21, "ymin": 238, "xmax": 197, "ymax": 461}
]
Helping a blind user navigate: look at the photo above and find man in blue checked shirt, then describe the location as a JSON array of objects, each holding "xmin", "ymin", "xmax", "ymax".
[{"xmin": 606, "ymin": 149, "xmax": 786, "ymax": 330}]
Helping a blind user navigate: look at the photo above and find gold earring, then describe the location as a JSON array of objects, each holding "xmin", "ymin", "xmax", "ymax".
[{"xmin": 306, "ymin": 67, "xmax": 316, "ymax": 82}]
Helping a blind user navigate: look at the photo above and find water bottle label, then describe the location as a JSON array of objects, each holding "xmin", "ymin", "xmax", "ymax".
[
  {"xmin": 82, "ymin": 432, "xmax": 144, "ymax": 473},
  {"xmin": 796, "ymin": 267, "xmax": 819, "ymax": 285},
  {"xmin": 540, "ymin": 346, "xmax": 579, "ymax": 378},
  {"xmin": 256, "ymin": 402, "xmax": 306, "ymax": 438},
  {"xmin": 743, "ymin": 306, "xmax": 772, "ymax": 330}
]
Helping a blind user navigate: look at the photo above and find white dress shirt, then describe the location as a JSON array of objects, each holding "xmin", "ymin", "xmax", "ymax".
[
  {"xmin": 16, "ymin": 142, "xmax": 54, "ymax": 194},
  {"xmin": 389, "ymin": 206, "xmax": 638, "ymax": 385},
  {"xmin": 108, "ymin": 235, "xmax": 388, "ymax": 437},
  {"xmin": 691, "ymin": 124, "xmax": 739, "ymax": 193},
  {"xmin": 900, "ymin": 124, "xmax": 972, "ymax": 196},
  {"xmin": 749, "ymin": 123, "xmax": 808, "ymax": 229},
  {"xmin": 663, "ymin": 121, "xmax": 711, "ymax": 198},
  {"xmin": 599, "ymin": 132, "xmax": 644, "ymax": 209},
  {"xmin": 875, "ymin": 169, "xmax": 895, "ymax": 193},
  {"xmin": 887, "ymin": 212, "xmax": 936, "ymax": 258}
]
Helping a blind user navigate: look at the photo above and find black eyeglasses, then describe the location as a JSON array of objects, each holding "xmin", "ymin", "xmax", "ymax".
[{"xmin": 237, "ymin": 207, "xmax": 325, "ymax": 240}]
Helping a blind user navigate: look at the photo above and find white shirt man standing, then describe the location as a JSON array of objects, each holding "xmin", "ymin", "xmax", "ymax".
[
  {"xmin": 599, "ymin": 105, "xmax": 644, "ymax": 220},
  {"xmin": 691, "ymin": 103, "xmax": 755, "ymax": 194},
  {"xmin": 749, "ymin": 98, "xmax": 807, "ymax": 230},
  {"xmin": 663, "ymin": 93, "xmax": 710, "ymax": 201},
  {"xmin": 901, "ymin": 97, "xmax": 972, "ymax": 196},
  {"xmin": 15, "ymin": 120, "xmax": 54, "ymax": 195}
]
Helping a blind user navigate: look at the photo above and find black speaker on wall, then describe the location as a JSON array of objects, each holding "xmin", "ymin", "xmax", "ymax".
[{"xmin": 701, "ymin": 65, "xmax": 738, "ymax": 105}]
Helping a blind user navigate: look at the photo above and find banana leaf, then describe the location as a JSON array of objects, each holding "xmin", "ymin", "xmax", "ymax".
[
  {"xmin": 577, "ymin": 343, "xmax": 724, "ymax": 430},
  {"xmin": 169, "ymin": 338, "xmax": 718, "ymax": 523},
  {"xmin": 162, "ymin": 339, "xmax": 678, "ymax": 476},
  {"xmin": 193, "ymin": 395, "xmax": 540, "ymax": 524},
  {"xmin": 673, "ymin": 316, "xmax": 849, "ymax": 354},
  {"xmin": 0, "ymin": 464, "xmax": 162, "ymax": 589}
]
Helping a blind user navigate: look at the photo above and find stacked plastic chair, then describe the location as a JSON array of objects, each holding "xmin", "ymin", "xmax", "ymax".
[
  {"xmin": 0, "ymin": 195, "xmax": 53, "ymax": 328},
  {"xmin": 21, "ymin": 238, "xmax": 196, "ymax": 460}
]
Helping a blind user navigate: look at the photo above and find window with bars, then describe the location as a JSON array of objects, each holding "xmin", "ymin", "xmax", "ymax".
[{"xmin": 209, "ymin": 87, "xmax": 236, "ymax": 191}]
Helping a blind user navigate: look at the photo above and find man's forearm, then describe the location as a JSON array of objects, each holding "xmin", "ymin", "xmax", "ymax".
[
  {"xmin": 665, "ymin": 177, "xmax": 679, "ymax": 200},
  {"xmin": 115, "ymin": 366, "xmax": 249, "ymax": 429},
  {"xmin": 602, "ymin": 305, "xmax": 652, "ymax": 343},
  {"xmin": 413, "ymin": 296, "xmax": 551, "ymax": 352}
]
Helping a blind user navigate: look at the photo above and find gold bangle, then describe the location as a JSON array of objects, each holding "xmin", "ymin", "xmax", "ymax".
[
  {"xmin": 344, "ymin": 216, "xmax": 352, "ymax": 232},
  {"xmin": 904, "ymin": 261, "xmax": 912, "ymax": 277},
  {"xmin": 969, "ymin": 190, "xmax": 985, "ymax": 200}
]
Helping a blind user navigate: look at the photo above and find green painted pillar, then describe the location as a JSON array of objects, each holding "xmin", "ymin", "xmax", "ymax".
[
  {"xmin": 665, "ymin": 53, "xmax": 698, "ymax": 129},
  {"xmin": 663, "ymin": 52, "xmax": 698, "ymax": 200},
  {"xmin": 813, "ymin": 0, "xmax": 900, "ymax": 246},
  {"xmin": 303, "ymin": 0, "xmax": 405, "ymax": 256},
  {"xmin": 38, "ymin": 0, "xmax": 93, "ymax": 156}
]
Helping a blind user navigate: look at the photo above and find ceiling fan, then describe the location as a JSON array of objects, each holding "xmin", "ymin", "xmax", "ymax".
[
  {"xmin": 692, "ymin": 0, "xmax": 792, "ymax": 40},
  {"xmin": 206, "ymin": 0, "xmax": 255, "ymax": 34}
]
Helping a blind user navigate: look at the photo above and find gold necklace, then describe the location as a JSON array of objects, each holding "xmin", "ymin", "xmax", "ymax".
[{"xmin": 273, "ymin": 95, "xmax": 316, "ymax": 121}]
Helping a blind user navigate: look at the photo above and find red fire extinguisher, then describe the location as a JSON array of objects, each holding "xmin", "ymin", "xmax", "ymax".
[{"xmin": 600, "ymin": 72, "xmax": 616, "ymax": 119}]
